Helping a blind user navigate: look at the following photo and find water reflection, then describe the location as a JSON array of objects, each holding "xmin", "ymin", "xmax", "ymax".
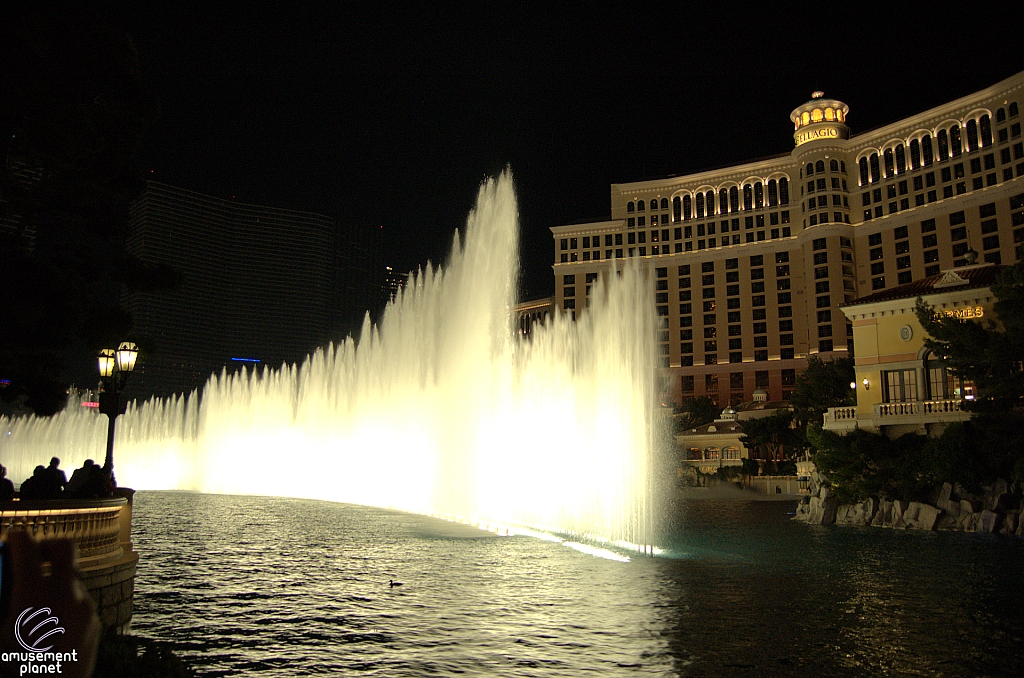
[{"xmin": 131, "ymin": 492, "xmax": 1024, "ymax": 677}]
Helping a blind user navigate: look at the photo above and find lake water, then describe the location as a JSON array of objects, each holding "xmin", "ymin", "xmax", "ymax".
[{"xmin": 128, "ymin": 491, "xmax": 1024, "ymax": 677}]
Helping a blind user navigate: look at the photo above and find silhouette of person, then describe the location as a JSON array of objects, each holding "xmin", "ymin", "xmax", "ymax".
[
  {"xmin": 0, "ymin": 465, "xmax": 14, "ymax": 502},
  {"xmin": 19, "ymin": 465, "xmax": 48, "ymax": 500},
  {"xmin": 45, "ymin": 456, "xmax": 68, "ymax": 493},
  {"xmin": 65, "ymin": 460, "xmax": 96, "ymax": 498}
]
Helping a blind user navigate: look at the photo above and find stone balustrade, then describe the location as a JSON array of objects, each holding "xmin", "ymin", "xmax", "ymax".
[
  {"xmin": 875, "ymin": 399, "xmax": 964, "ymax": 418},
  {"xmin": 824, "ymin": 406, "xmax": 857, "ymax": 422},
  {"xmin": 0, "ymin": 492, "xmax": 138, "ymax": 631}
]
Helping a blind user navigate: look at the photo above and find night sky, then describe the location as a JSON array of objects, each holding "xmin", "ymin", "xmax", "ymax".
[{"xmin": 126, "ymin": 5, "xmax": 1024, "ymax": 301}]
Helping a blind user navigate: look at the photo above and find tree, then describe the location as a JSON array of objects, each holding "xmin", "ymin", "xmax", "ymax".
[
  {"xmin": 789, "ymin": 356, "xmax": 855, "ymax": 452},
  {"xmin": 740, "ymin": 410, "xmax": 800, "ymax": 462},
  {"xmin": 1, "ymin": 6, "xmax": 176, "ymax": 415},
  {"xmin": 673, "ymin": 396, "xmax": 719, "ymax": 433},
  {"xmin": 808, "ymin": 426, "xmax": 931, "ymax": 504},
  {"xmin": 914, "ymin": 262, "xmax": 1024, "ymax": 414}
]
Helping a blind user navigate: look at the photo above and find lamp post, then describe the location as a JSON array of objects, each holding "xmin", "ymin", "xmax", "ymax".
[{"xmin": 97, "ymin": 342, "xmax": 139, "ymax": 484}]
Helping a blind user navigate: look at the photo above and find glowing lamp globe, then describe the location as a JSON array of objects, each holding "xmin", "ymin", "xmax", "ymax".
[
  {"xmin": 116, "ymin": 342, "xmax": 139, "ymax": 373},
  {"xmin": 98, "ymin": 349, "xmax": 116, "ymax": 378}
]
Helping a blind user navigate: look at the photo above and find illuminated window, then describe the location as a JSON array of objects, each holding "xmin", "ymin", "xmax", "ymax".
[
  {"xmin": 966, "ymin": 119, "xmax": 979, "ymax": 152},
  {"xmin": 950, "ymin": 125, "xmax": 962, "ymax": 156},
  {"xmin": 825, "ymin": 108, "xmax": 835, "ymax": 121}
]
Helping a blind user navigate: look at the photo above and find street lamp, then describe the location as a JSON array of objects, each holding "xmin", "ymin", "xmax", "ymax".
[{"xmin": 97, "ymin": 341, "xmax": 138, "ymax": 483}]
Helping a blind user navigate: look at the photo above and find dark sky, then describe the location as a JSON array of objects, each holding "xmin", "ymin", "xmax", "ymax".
[{"xmin": 126, "ymin": 5, "xmax": 1024, "ymax": 301}]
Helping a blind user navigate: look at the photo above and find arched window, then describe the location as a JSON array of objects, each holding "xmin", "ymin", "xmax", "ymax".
[
  {"xmin": 895, "ymin": 145, "xmax": 906, "ymax": 173},
  {"xmin": 704, "ymin": 446, "xmax": 720, "ymax": 460},
  {"xmin": 830, "ymin": 159, "xmax": 839, "ymax": 172},
  {"xmin": 980, "ymin": 114, "xmax": 992, "ymax": 147},
  {"xmin": 706, "ymin": 191, "xmax": 715, "ymax": 216},
  {"xmin": 1011, "ymin": 102, "xmax": 1020, "ymax": 117},
  {"xmin": 825, "ymin": 108, "xmax": 835, "ymax": 121},
  {"xmin": 719, "ymin": 189, "xmax": 728, "ymax": 214},
  {"xmin": 627, "ymin": 202, "xmax": 634, "ymax": 213},
  {"xmin": 921, "ymin": 135, "xmax": 933, "ymax": 165},
  {"xmin": 859, "ymin": 157, "xmax": 869, "ymax": 185},
  {"xmin": 937, "ymin": 130, "xmax": 949, "ymax": 161},
  {"xmin": 997, "ymin": 108, "xmax": 1006, "ymax": 123},
  {"xmin": 767, "ymin": 179, "xmax": 778, "ymax": 207},
  {"xmin": 806, "ymin": 162, "xmax": 814, "ymax": 176},
  {"xmin": 778, "ymin": 178, "xmax": 789, "ymax": 205},
  {"xmin": 743, "ymin": 184, "xmax": 753, "ymax": 210},
  {"xmin": 689, "ymin": 447, "xmax": 702, "ymax": 460},
  {"xmin": 811, "ymin": 109, "xmax": 823, "ymax": 122},
  {"xmin": 723, "ymin": 446, "xmax": 741, "ymax": 460},
  {"xmin": 836, "ymin": 109, "xmax": 845, "ymax": 122},
  {"xmin": 683, "ymin": 195, "xmax": 692, "ymax": 220},
  {"xmin": 638, "ymin": 200, "xmax": 646, "ymax": 211},
  {"xmin": 883, "ymin": 148, "xmax": 894, "ymax": 177},
  {"xmin": 673, "ymin": 196, "xmax": 682, "ymax": 221},
  {"xmin": 840, "ymin": 161, "xmax": 846, "ymax": 174},
  {"xmin": 815, "ymin": 160, "xmax": 825, "ymax": 173},
  {"xmin": 730, "ymin": 186, "xmax": 740, "ymax": 212},
  {"xmin": 695, "ymin": 193, "xmax": 705, "ymax": 219},
  {"xmin": 909, "ymin": 138, "xmax": 921, "ymax": 169},
  {"xmin": 966, "ymin": 119, "xmax": 979, "ymax": 152},
  {"xmin": 754, "ymin": 182, "xmax": 764, "ymax": 209},
  {"xmin": 802, "ymin": 112, "xmax": 810, "ymax": 125},
  {"xmin": 661, "ymin": 197, "xmax": 669, "ymax": 210},
  {"xmin": 869, "ymin": 153, "xmax": 880, "ymax": 183},
  {"xmin": 950, "ymin": 125, "xmax": 962, "ymax": 156}
]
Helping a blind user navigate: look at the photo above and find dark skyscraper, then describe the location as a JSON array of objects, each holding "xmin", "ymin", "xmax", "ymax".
[{"xmin": 123, "ymin": 182, "xmax": 382, "ymax": 400}]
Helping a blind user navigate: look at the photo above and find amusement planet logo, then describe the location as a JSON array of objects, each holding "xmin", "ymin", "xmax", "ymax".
[{"xmin": 2, "ymin": 607, "xmax": 78, "ymax": 676}]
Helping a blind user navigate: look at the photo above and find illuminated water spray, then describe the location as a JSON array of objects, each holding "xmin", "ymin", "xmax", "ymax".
[{"xmin": 1, "ymin": 173, "xmax": 657, "ymax": 546}]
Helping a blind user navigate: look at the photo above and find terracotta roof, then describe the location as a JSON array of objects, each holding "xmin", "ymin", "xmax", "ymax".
[{"xmin": 844, "ymin": 264, "xmax": 1003, "ymax": 307}]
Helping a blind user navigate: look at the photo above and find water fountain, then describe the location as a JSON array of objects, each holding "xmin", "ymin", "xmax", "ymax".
[{"xmin": 1, "ymin": 173, "xmax": 657, "ymax": 547}]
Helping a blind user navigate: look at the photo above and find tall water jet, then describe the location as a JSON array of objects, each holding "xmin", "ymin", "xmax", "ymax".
[{"xmin": 1, "ymin": 172, "xmax": 657, "ymax": 545}]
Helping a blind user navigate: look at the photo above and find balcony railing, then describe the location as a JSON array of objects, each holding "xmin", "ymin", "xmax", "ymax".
[
  {"xmin": 875, "ymin": 399, "xmax": 964, "ymax": 417},
  {"xmin": 823, "ymin": 406, "xmax": 857, "ymax": 423},
  {"xmin": 824, "ymin": 399, "xmax": 968, "ymax": 431}
]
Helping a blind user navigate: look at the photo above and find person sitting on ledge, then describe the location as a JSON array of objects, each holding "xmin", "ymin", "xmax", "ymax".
[
  {"xmin": 0, "ymin": 465, "xmax": 14, "ymax": 502},
  {"xmin": 19, "ymin": 465, "xmax": 52, "ymax": 499},
  {"xmin": 45, "ymin": 456, "xmax": 68, "ymax": 493},
  {"xmin": 65, "ymin": 459, "xmax": 96, "ymax": 497}
]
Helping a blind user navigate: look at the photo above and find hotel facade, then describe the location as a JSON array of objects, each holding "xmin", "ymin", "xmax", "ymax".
[{"xmin": 551, "ymin": 71, "xmax": 1024, "ymax": 407}]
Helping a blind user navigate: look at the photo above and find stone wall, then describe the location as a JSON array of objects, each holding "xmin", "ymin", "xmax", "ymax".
[
  {"xmin": 79, "ymin": 551, "xmax": 138, "ymax": 632},
  {"xmin": 793, "ymin": 475, "xmax": 1024, "ymax": 536}
]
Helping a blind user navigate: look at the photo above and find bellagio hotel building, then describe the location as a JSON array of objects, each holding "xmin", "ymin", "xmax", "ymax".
[{"xmin": 551, "ymin": 70, "xmax": 1024, "ymax": 407}]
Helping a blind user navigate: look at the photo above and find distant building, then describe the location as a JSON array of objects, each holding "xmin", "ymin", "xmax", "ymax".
[
  {"xmin": 551, "ymin": 71, "xmax": 1024, "ymax": 408},
  {"xmin": 823, "ymin": 263, "xmax": 1001, "ymax": 437},
  {"xmin": 380, "ymin": 266, "xmax": 406, "ymax": 313},
  {"xmin": 122, "ymin": 182, "xmax": 382, "ymax": 400},
  {"xmin": 515, "ymin": 297, "xmax": 555, "ymax": 338}
]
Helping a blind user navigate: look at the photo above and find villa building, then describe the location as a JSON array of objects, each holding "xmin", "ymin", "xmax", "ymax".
[
  {"xmin": 551, "ymin": 71, "xmax": 1024, "ymax": 408},
  {"xmin": 823, "ymin": 263, "xmax": 1001, "ymax": 437}
]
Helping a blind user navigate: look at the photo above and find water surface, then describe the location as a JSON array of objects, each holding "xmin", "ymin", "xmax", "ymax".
[{"xmin": 130, "ymin": 492, "xmax": 1024, "ymax": 676}]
